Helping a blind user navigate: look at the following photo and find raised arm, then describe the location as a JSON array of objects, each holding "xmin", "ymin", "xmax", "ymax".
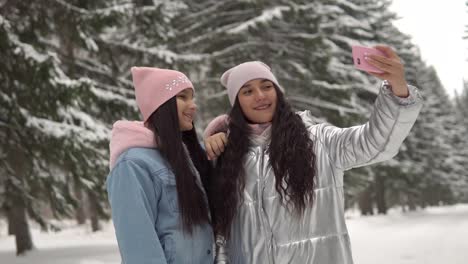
[{"xmin": 301, "ymin": 81, "xmax": 422, "ymax": 171}]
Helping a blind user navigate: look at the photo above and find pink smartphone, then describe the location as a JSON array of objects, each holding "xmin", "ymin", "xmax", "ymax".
[{"xmin": 351, "ymin": 45, "xmax": 386, "ymax": 73}]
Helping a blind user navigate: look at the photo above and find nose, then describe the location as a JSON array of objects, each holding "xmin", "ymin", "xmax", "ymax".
[
  {"xmin": 189, "ymin": 99, "xmax": 197, "ymax": 111},
  {"xmin": 255, "ymin": 90, "xmax": 266, "ymax": 101}
]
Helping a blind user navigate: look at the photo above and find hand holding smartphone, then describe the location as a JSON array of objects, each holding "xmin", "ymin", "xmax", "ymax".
[{"xmin": 351, "ymin": 45, "xmax": 387, "ymax": 73}]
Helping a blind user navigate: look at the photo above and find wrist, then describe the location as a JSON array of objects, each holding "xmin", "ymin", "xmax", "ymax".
[{"xmin": 388, "ymin": 81, "xmax": 409, "ymax": 98}]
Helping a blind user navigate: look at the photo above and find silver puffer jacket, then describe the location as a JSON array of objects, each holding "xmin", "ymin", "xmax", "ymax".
[{"xmin": 215, "ymin": 83, "xmax": 423, "ymax": 264}]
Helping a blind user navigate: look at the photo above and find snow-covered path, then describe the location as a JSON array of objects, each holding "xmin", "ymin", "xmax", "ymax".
[
  {"xmin": 0, "ymin": 221, "xmax": 120, "ymax": 264},
  {"xmin": 347, "ymin": 204, "xmax": 468, "ymax": 264},
  {"xmin": 1, "ymin": 204, "xmax": 467, "ymax": 264}
]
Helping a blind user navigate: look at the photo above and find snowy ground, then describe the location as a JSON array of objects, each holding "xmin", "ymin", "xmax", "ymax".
[
  {"xmin": 0, "ymin": 204, "xmax": 467, "ymax": 264},
  {"xmin": 347, "ymin": 204, "xmax": 468, "ymax": 264}
]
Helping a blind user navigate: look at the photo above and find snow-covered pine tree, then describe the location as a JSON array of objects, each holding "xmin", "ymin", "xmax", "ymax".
[
  {"xmin": 41, "ymin": 0, "xmax": 138, "ymax": 231},
  {"xmin": 97, "ymin": 0, "xmax": 191, "ymax": 71},
  {"xmin": 0, "ymin": 0, "xmax": 131, "ymax": 253},
  {"xmin": 337, "ymin": 0, "xmax": 462, "ymax": 213},
  {"xmin": 383, "ymin": 65, "xmax": 461, "ymax": 210},
  {"xmin": 95, "ymin": 0, "xmax": 208, "ymax": 127},
  {"xmin": 173, "ymin": 0, "xmax": 360, "ymax": 127},
  {"xmin": 317, "ymin": 0, "xmax": 396, "ymax": 213},
  {"xmin": 45, "ymin": 0, "xmax": 214, "ymax": 230},
  {"xmin": 165, "ymin": 0, "xmax": 387, "ymax": 213},
  {"xmin": 0, "ymin": 8, "xmax": 83, "ymax": 254},
  {"xmin": 453, "ymin": 82, "xmax": 468, "ymax": 202},
  {"xmin": 97, "ymin": 0, "xmax": 465, "ymax": 214},
  {"xmin": 173, "ymin": 0, "xmax": 455, "ymax": 212},
  {"xmin": 61, "ymin": 0, "xmax": 211, "ymax": 229},
  {"xmin": 457, "ymin": 0, "xmax": 468, "ymax": 201},
  {"xmin": 318, "ymin": 0, "xmax": 421, "ymax": 213}
]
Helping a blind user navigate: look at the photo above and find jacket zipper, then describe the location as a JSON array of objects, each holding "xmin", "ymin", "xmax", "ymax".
[{"xmin": 258, "ymin": 146, "xmax": 275, "ymax": 264}]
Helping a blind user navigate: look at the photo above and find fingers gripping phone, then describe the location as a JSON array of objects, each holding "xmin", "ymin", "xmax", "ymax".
[{"xmin": 351, "ymin": 45, "xmax": 386, "ymax": 73}]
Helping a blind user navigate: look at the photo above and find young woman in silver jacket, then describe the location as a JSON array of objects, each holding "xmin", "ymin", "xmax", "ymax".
[{"xmin": 203, "ymin": 46, "xmax": 423, "ymax": 264}]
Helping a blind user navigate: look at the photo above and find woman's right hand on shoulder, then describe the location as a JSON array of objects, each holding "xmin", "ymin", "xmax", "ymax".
[{"xmin": 204, "ymin": 132, "xmax": 228, "ymax": 160}]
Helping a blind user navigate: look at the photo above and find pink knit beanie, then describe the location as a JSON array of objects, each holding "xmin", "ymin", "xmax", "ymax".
[
  {"xmin": 220, "ymin": 61, "xmax": 283, "ymax": 105},
  {"xmin": 131, "ymin": 67, "xmax": 194, "ymax": 122}
]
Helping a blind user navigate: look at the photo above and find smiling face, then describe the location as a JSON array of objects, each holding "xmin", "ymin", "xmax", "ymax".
[
  {"xmin": 176, "ymin": 88, "xmax": 197, "ymax": 131},
  {"xmin": 237, "ymin": 79, "xmax": 277, "ymax": 124}
]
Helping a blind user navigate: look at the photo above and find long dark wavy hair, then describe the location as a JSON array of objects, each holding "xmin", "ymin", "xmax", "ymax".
[
  {"xmin": 210, "ymin": 85, "xmax": 317, "ymax": 237},
  {"xmin": 147, "ymin": 97, "xmax": 211, "ymax": 234}
]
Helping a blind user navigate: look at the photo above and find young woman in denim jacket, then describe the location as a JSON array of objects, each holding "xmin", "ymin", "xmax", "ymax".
[
  {"xmin": 204, "ymin": 46, "xmax": 423, "ymax": 263},
  {"xmin": 107, "ymin": 67, "xmax": 214, "ymax": 263}
]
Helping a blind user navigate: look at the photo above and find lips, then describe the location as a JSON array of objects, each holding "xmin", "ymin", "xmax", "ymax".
[
  {"xmin": 254, "ymin": 104, "xmax": 271, "ymax": 110},
  {"xmin": 183, "ymin": 112, "xmax": 194, "ymax": 120}
]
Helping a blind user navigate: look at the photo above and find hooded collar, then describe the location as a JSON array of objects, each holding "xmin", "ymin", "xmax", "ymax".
[{"xmin": 109, "ymin": 120, "xmax": 157, "ymax": 170}]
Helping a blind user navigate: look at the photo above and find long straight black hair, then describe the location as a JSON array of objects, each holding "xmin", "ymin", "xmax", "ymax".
[
  {"xmin": 147, "ymin": 96, "xmax": 211, "ymax": 234},
  {"xmin": 210, "ymin": 85, "xmax": 317, "ymax": 238}
]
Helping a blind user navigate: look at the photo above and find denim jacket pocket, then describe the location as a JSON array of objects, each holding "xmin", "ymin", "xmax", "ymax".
[{"xmin": 158, "ymin": 170, "xmax": 180, "ymax": 213}]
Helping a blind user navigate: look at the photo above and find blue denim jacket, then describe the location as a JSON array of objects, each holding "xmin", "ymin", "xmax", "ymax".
[{"xmin": 107, "ymin": 147, "xmax": 214, "ymax": 264}]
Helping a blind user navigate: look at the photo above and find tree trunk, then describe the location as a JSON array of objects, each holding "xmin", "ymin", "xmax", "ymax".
[
  {"xmin": 6, "ymin": 145, "xmax": 34, "ymax": 254},
  {"xmin": 11, "ymin": 196, "xmax": 34, "ymax": 255},
  {"xmin": 374, "ymin": 175, "xmax": 387, "ymax": 214},
  {"xmin": 401, "ymin": 204, "xmax": 407, "ymax": 213},
  {"xmin": 88, "ymin": 191, "xmax": 102, "ymax": 232},
  {"xmin": 358, "ymin": 186, "xmax": 374, "ymax": 216},
  {"xmin": 407, "ymin": 194, "xmax": 417, "ymax": 211},
  {"xmin": 7, "ymin": 207, "xmax": 15, "ymax": 235},
  {"xmin": 400, "ymin": 193, "xmax": 407, "ymax": 212},
  {"xmin": 75, "ymin": 182, "xmax": 87, "ymax": 225}
]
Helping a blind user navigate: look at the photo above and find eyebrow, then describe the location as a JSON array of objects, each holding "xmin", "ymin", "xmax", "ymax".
[{"xmin": 179, "ymin": 89, "xmax": 193, "ymax": 96}]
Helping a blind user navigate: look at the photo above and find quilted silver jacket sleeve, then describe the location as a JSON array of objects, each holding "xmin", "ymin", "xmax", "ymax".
[{"xmin": 301, "ymin": 82, "xmax": 423, "ymax": 171}]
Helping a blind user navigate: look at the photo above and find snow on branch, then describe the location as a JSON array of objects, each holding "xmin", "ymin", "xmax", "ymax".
[
  {"xmin": 9, "ymin": 32, "xmax": 49, "ymax": 63},
  {"xmin": 211, "ymin": 41, "xmax": 284, "ymax": 58},
  {"xmin": 332, "ymin": 0, "xmax": 362, "ymax": 12},
  {"xmin": 228, "ymin": 6, "xmax": 290, "ymax": 34},
  {"xmin": 25, "ymin": 112, "xmax": 109, "ymax": 143},
  {"xmin": 97, "ymin": 38, "xmax": 206, "ymax": 64},
  {"xmin": 91, "ymin": 86, "xmax": 136, "ymax": 108},
  {"xmin": 53, "ymin": 0, "xmax": 134, "ymax": 17},
  {"xmin": 0, "ymin": 14, "xmax": 10, "ymax": 27}
]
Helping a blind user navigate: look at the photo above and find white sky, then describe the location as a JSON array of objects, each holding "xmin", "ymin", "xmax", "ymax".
[{"xmin": 390, "ymin": 0, "xmax": 468, "ymax": 98}]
